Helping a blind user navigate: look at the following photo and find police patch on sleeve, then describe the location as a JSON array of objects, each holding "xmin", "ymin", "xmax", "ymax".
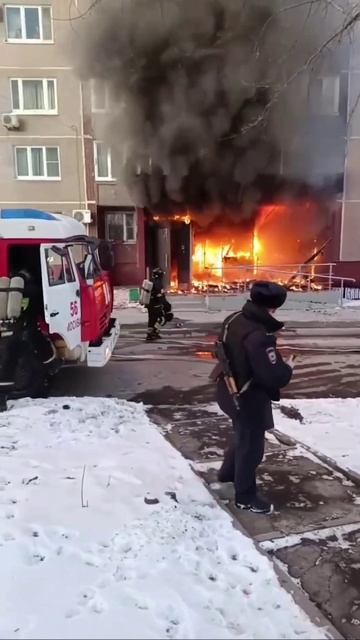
[{"xmin": 266, "ymin": 347, "xmax": 277, "ymax": 365}]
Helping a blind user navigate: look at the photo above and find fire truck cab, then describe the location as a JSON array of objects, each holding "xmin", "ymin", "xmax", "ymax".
[{"xmin": 0, "ymin": 208, "xmax": 119, "ymax": 400}]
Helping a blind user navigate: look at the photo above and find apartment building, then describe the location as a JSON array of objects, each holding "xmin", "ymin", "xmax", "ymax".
[
  {"xmin": 87, "ymin": 77, "xmax": 145, "ymax": 285},
  {"xmin": 1, "ymin": 2, "xmax": 360, "ymax": 285},
  {"xmin": 0, "ymin": 2, "xmax": 91, "ymax": 214},
  {"xmin": 339, "ymin": 29, "xmax": 360, "ymax": 269},
  {"xmin": 0, "ymin": 0, "xmax": 145, "ymax": 285}
]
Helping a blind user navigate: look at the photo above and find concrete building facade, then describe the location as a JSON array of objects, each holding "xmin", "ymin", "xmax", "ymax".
[
  {"xmin": 0, "ymin": 0, "xmax": 145, "ymax": 285},
  {"xmin": 0, "ymin": 1, "xmax": 360, "ymax": 285},
  {"xmin": 0, "ymin": 1, "xmax": 90, "ymax": 215},
  {"xmin": 338, "ymin": 29, "xmax": 360, "ymax": 276}
]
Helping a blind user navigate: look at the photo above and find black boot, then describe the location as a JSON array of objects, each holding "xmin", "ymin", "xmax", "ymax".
[
  {"xmin": 146, "ymin": 330, "xmax": 157, "ymax": 342},
  {"xmin": 235, "ymin": 495, "xmax": 273, "ymax": 515},
  {"xmin": 146, "ymin": 329, "xmax": 161, "ymax": 342}
]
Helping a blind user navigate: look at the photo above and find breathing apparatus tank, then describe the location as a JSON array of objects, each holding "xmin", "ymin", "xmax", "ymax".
[{"xmin": 139, "ymin": 279, "xmax": 153, "ymax": 306}]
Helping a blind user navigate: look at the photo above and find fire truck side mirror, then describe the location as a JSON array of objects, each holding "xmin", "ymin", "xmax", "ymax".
[
  {"xmin": 84, "ymin": 254, "xmax": 94, "ymax": 285},
  {"xmin": 98, "ymin": 240, "xmax": 114, "ymax": 272}
]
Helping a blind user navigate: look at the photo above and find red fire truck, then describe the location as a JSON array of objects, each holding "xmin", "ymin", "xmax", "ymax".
[{"xmin": 0, "ymin": 209, "xmax": 119, "ymax": 401}]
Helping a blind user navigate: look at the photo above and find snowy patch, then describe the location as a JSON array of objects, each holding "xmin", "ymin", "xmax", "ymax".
[
  {"xmin": 274, "ymin": 399, "xmax": 360, "ymax": 477},
  {"xmin": 192, "ymin": 460, "xmax": 222, "ymax": 473},
  {"xmin": 0, "ymin": 398, "xmax": 327, "ymax": 639},
  {"xmin": 113, "ymin": 288, "xmax": 142, "ymax": 310},
  {"xmin": 261, "ymin": 523, "xmax": 360, "ymax": 553}
]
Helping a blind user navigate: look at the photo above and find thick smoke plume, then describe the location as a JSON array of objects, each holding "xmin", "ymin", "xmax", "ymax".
[{"xmin": 76, "ymin": 0, "xmax": 352, "ymax": 213}]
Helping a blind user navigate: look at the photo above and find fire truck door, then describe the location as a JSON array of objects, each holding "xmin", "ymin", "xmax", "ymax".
[{"xmin": 40, "ymin": 243, "xmax": 82, "ymax": 350}]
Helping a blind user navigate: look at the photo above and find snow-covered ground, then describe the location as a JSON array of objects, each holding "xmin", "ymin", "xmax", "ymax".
[
  {"xmin": 0, "ymin": 398, "xmax": 327, "ymax": 640},
  {"xmin": 274, "ymin": 399, "xmax": 360, "ymax": 477}
]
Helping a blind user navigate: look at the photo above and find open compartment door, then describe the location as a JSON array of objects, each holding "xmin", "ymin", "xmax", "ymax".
[{"xmin": 40, "ymin": 243, "xmax": 82, "ymax": 350}]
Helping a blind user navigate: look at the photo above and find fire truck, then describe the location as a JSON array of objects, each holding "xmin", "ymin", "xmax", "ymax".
[{"xmin": 0, "ymin": 209, "xmax": 119, "ymax": 402}]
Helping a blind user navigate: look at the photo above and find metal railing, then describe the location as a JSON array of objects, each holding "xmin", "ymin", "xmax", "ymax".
[{"xmin": 193, "ymin": 262, "xmax": 356, "ymax": 294}]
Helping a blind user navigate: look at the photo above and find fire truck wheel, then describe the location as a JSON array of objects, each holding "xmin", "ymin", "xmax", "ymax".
[{"xmin": 12, "ymin": 353, "xmax": 50, "ymax": 399}]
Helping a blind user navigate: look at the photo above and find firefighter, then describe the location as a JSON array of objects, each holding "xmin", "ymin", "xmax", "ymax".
[
  {"xmin": 0, "ymin": 268, "xmax": 60, "ymax": 403},
  {"xmin": 146, "ymin": 267, "xmax": 166, "ymax": 341},
  {"xmin": 215, "ymin": 281, "xmax": 295, "ymax": 515},
  {"xmin": 15, "ymin": 268, "xmax": 61, "ymax": 396}
]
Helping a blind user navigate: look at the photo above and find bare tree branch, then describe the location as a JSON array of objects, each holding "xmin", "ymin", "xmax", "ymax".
[{"xmin": 224, "ymin": 2, "xmax": 360, "ymax": 141}]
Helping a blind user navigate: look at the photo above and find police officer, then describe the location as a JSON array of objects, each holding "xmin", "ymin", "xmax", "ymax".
[
  {"xmin": 216, "ymin": 281, "xmax": 294, "ymax": 514},
  {"xmin": 146, "ymin": 267, "xmax": 166, "ymax": 342}
]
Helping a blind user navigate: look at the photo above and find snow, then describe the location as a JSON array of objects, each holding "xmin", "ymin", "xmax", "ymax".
[
  {"xmin": 274, "ymin": 399, "xmax": 360, "ymax": 477},
  {"xmin": 113, "ymin": 289, "xmax": 143, "ymax": 310},
  {"xmin": 0, "ymin": 398, "xmax": 327, "ymax": 640},
  {"xmin": 261, "ymin": 523, "xmax": 360, "ymax": 553},
  {"xmin": 343, "ymin": 300, "xmax": 360, "ymax": 307}
]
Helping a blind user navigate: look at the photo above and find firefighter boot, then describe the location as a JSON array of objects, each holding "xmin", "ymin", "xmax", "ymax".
[{"xmin": 146, "ymin": 329, "xmax": 161, "ymax": 342}]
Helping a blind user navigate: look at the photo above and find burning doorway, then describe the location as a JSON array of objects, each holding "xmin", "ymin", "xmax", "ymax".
[
  {"xmin": 145, "ymin": 200, "xmax": 334, "ymax": 293},
  {"xmin": 145, "ymin": 216, "xmax": 192, "ymax": 290}
]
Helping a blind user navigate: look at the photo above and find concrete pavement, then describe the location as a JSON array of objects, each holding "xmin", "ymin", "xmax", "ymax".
[{"xmin": 113, "ymin": 296, "xmax": 360, "ymax": 327}]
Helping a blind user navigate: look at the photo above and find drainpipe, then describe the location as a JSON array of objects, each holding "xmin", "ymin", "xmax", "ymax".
[
  {"xmin": 79, "ymin": 81, "xmax": 89, "ymax": 212},
  {"xmin": 340, "ymin": 44, "xmax": 352, "ymax": 262}
]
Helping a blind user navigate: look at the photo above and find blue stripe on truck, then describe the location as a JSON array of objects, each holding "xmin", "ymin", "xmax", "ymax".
[{"xmin": 0, "ymin": 209, "xmax": 56, "ymax": 221}]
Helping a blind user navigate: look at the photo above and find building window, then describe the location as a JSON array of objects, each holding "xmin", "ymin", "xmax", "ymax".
[
  {"xmin": 11, "ymin": 78, "xmax": 57, "ymax": 114},
  {"xmin": 91, "ymin": 79, "xmax": 110, "ymax": 112},
  {"xmin": 5, "ymin": 5, "xmax": 53, "ymax": 42},
  {"xmin": 15, "ymin": 146, "xmax": 60, "ymax": 180},
  {"xmin": 310, "ymin": 75, "xmax": 340, "ymax": 116},
  {"xmin": 94, "ymin": 141, "xmax": 113, "ymax": 181},
  {"xmin": 105, "ymin": 211, "xmax": 136, "ymax": 243}
]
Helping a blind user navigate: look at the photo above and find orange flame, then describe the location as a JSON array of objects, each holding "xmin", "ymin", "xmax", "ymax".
[{"xmin": 157, "ymin": 201, "xmax": 326, "ymax": 292}]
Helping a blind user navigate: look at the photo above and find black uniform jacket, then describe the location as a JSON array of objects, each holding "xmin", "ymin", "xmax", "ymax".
[
  {"xmin": 216, "ymin": 300, "xmax": 293, "ymax": 430},
  {"xmin": 149, "ymin": 277, "xmax": 164, "ymax": 308}
]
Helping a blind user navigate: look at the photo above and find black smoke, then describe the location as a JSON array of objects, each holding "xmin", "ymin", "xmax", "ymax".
[{"xmin": 75, "ymin": 0, "xmax": 350, "ymax": 213}]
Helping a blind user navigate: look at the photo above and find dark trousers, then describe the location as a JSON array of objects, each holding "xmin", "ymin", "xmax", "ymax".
[
  {"xmin": 147, "ymin": 305, "xmax": 162, "ymax": 330},
  {"xmin": 219, "ymin": 418, "xmax": 265, "ymax": 503}
]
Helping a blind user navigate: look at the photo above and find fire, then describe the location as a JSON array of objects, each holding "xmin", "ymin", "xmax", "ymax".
[
  {"xmin": 252, "ymin": 232, "xmax": 261, "ymax": 260},
  {"xmin": 252, "ymin": 232, "xmax": 261, "ymax": 274},
  {"xmin": 192, "ymin": 218, "xmax": 262, "ymax": 284},
  {"xmin": 173, "ymin": 214, "xmax": 191, "ymax": 225},
  {"xmin": 152, "ymin": 202, "xmax": 329, "ymax": 293},
  {"xmin": 192, "ymin": 236, "xmax": 257, "ymax": 281}
]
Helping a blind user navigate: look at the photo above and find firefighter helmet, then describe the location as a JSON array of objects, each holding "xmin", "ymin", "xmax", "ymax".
[{"xmin": 152, "ymin": 267, "xmax": 164, "ymax": 278}]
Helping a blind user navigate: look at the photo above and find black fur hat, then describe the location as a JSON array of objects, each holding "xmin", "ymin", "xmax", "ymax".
[{"xmin": 250, "ymin": 281, "xmax": 287, "ymax": 309}]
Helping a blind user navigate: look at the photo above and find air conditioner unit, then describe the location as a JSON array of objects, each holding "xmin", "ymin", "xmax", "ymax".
[
  {"xmin": 72, "ymin": 209, "xmax": 92, "ymax": 224},
  {"xmin": 2, "ymin": 114, "xmax": 20, "ymax": 130}
]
